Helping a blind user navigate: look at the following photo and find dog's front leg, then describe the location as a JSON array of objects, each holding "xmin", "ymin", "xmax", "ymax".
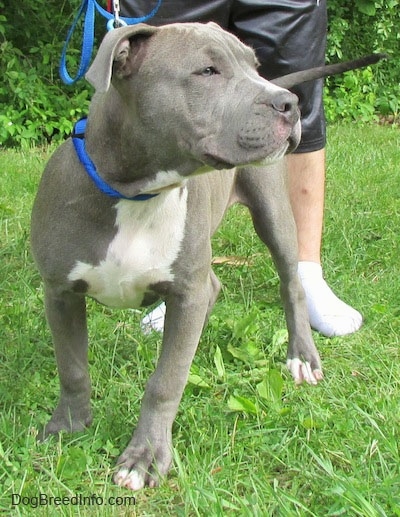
[
  {"xmin": 237, "ymin": 164, "xmax": 323, "ymax": 385},
  {"xmin": 114, "ymin": 283, "xmax": 212, "ymax": 491},
  {"xmin": 40, "ymin": 286, "xmax": 92, "ymax": 439}
]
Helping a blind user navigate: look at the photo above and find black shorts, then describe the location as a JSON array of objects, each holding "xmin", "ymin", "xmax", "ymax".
[{"xmin": 120, "ymin": 0, "xmax": 327, "ymax": 152}]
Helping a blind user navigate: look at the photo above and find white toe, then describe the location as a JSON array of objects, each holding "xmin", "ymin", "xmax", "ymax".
[
  {"xmin": 114, "ymin": 468, "xmax": 146, "ymax": 491},
  {"xmin": 287, "ymin": 358, "xmax": 322, "ymax": 385}
]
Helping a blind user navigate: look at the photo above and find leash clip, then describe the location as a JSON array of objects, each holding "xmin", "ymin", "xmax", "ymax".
[{"xmin": 107, "ymin": 0, "xmax": 127, "ymax": 31}]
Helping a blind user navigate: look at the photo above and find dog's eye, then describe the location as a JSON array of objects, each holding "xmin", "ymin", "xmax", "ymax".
[{"xmin": 200, "ymin": 66, "xmax": 219, "ymax": 77}]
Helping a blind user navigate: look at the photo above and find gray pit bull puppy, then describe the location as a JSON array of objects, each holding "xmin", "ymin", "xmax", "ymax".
[{"xmin": 31, "ymin": 22, "xmax": 325, "ymax": 490}]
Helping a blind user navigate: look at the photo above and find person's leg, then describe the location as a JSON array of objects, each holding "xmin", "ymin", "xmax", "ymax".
[
  {"xmin": 288, "ymin": 150, "xmax": 362, "ymax": 336},
  {"xmin": 287, "ymin": 150, "xmax": 325, "ymax": 264}
]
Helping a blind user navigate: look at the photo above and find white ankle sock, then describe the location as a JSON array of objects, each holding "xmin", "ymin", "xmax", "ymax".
[
  {"xmin": 141, "ymin": 302, "xmax": 166, "ymax": 334},
  {"xmin": 298, "ymin": 261, "xmax": 363, "ymax": 337}
]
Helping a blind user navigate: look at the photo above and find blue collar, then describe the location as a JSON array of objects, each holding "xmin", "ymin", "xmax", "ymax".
[{"xmin": 72, "ymin": 118, "xmax": 158, "ymax": 201}]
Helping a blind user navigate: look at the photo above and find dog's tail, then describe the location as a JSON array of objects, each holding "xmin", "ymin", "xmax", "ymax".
[{"xmin": 272, "ymin": 53, "xmax": 388, "ymax": 89}]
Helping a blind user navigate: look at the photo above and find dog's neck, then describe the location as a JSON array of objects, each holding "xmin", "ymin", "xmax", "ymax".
[{"xmin": 83, "ymin": 89, "xmax": 203, "ymax": 198}]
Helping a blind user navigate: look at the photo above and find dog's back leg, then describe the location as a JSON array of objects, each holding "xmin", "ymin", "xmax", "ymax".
[{"xmin": 40, "ymin": 286, "xmax": 92, "ymax": 439}]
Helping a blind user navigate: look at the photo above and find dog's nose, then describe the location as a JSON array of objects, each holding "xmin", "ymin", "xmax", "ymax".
[{"xmin": 271, "ymin": 90, "xmax": 299, "ymax": 121}]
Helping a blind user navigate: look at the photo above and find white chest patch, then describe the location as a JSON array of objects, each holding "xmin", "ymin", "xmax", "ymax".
[{"xmin": 68, "ymin": 187, "xmax": 188, "ymax": 308}]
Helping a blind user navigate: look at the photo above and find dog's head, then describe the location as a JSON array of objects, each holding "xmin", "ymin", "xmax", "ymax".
[{"xmin": 86, "ymin": 23, "xmax": 300, "ymax": 172}]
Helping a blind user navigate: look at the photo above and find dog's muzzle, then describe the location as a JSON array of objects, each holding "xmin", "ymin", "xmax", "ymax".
[{"xmin": 238, "ymin": 89, "xmax": 300, "ymax": 156}]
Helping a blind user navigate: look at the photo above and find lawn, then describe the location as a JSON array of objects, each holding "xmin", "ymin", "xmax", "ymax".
[{"xmin": 0, "ymin": 123, "xmax": 399, "ymax": 516}]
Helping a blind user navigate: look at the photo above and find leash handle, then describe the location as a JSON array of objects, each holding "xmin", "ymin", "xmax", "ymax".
[{"xmin": 59, "ymin": 0, "xmax": 162, "ymax": 85}]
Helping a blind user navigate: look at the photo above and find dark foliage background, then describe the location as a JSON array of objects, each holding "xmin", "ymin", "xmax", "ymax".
[{"xmin": 1, "ymin": 0, "xmax": 399, "ymax": 147}]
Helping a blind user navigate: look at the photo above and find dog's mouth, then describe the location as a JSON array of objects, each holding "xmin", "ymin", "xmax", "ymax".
[
  {"xmin": 236, "ymin": 117, "xmax": 300, "ymax": 159},
  {"xmin": 198, "ymin": 117, "xmax": 300, "ymax": 171},
  {"xmin": 287, "ymin": 129, "xmax": 300, "ymax": 153},
  {"xmin": 202, "ymin": 140, "xmax": 293, "ymax": 170},
  {"xmin": 280, "ymin": 119, "xmax": 301, "ymax": 154},
  {"xmin": 202, "ymin": 153, "xmax": 236, "ymax": 170}
]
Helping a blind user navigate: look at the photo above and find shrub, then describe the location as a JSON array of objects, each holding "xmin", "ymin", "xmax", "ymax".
[
  {"xmin": 325, "ymin": 0, "xmax": 400, "ymax": 122},
  {"xmin": 0, "ymin": 39, "xmax": 91, "ymax": 148},
  {"xmin": 0, "ymin": 1, "xmax": 92, "ymax": 147}
]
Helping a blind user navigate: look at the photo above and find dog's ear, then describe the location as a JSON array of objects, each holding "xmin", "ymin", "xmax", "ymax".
[{"xmin": 86, "ymin": 24, "xmax": 157, "ymax": 92}]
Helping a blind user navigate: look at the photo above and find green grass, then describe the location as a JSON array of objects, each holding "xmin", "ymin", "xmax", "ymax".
[{"xmin": 1, "ymin": 123, "xmax": 399, "ymax": 516}]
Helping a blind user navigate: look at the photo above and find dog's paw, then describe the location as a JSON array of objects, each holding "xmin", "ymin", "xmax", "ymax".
[
  {"xmin": 114, "ymin": 466, "xmax": 155, "ymax": 491},
  {"xmin": 38, "ymin": 407, "xmax": 92, "ymax": 442},
  {"xmin": 287, "ymin": 358, "xmax": 323, "ymax": 385},
  {"xmin": 113, "ymin": 440, "xmax": 172, "ymax": 490}
]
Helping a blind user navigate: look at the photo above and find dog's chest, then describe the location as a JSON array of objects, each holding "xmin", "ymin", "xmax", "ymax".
[{"xmin": 68, "ymin": 188, "xmax": 188, "ymax": 308}]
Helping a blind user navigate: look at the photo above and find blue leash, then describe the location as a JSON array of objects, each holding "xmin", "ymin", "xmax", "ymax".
[
  {"xmin": 72, "ymin": 118, "xmax": 158, "ymax": 201},
  {"xmin": 60, "ymin": 0, "xmax": 162, "ymax": 85}
]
